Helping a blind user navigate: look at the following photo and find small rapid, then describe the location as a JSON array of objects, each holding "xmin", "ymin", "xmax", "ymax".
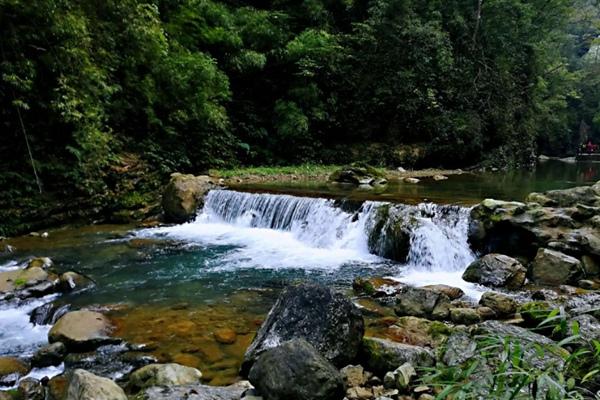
[{"xmin": 143, "ymin": 189, "xmax": 480, "ymax": 297}]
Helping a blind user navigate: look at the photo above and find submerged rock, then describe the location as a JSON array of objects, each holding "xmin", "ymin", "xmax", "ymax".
[
  {"xmin": 49, "ymin": 310, "xmax": 115, "ymax": 351},
  {"xmin": 530, "ymin": 248, "xmax": 583, "ymax": 285},
  {"xmin": 248, "ymin": 339, "xmax": 345, "ymax": 400},
  {"xmin": 64, "ymin": 343, "xmax": 156, "ymax": 380},
  {"xmin": 0, "ymin": 356, "xmax": 30, "ymax": 387},
  {"xmin": 66, "ymin": 369, "xmax": 127, "ymax": 400},
  {"xmin": 242, "ymin": 284, "xmax": 364, "ymax": 375},
  {"xmin": 27, "ymin": 257, "xmax": 53, "ymax": 269},
  {"xmin": 462, "ymin": 254, "xmax": 527, "ymax": 289},
  {"xmin": 129, "ymin": 363, "xmax": 202, "ymax": 391},
  {"xmin": 162, "ymin": 173, "xmax": 216, "ymax": 223},
  {"xmin": 359, "ymin": 337, "xmax": 434, "ymax": 376}
]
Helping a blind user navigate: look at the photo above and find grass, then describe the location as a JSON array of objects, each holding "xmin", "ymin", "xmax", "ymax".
[{"xmin": 209, "ymin": 164, "xmax": 344, "ymax": 179}]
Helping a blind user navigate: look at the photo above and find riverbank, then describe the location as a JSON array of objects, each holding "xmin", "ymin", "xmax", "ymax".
[{"xmin": 210, "ymin": 165, "xmax": 466, "ymax": 185}]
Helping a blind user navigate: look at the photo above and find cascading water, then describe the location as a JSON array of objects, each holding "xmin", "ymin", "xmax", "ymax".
[{"xmin": 144, "ymin": 189, "xmax": 478, "ymax": 294}]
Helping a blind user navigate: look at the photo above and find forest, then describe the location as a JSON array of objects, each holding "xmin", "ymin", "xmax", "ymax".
[{"xmin": 0, "ymin": 0, "xmax": 599, "ymax": 203}]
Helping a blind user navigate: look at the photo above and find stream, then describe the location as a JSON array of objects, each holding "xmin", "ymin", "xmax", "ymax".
[{"xmin": 1, "ymin": 159, "xmax": 599, "ymax": 387}]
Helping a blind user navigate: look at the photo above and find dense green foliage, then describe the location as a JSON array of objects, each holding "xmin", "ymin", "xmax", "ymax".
[{"xmin": 0, "ymin": 0, "xmax": 599, "ymax": 200}]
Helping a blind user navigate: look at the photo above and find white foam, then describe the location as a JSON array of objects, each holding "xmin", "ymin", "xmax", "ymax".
[{"xmin": 0, "ymin": 295, "xmax": 57, "ymax": 358}]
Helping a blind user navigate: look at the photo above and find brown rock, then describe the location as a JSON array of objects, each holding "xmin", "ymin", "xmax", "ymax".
[
  {"xmin": 0, "ymin": 357, "xmax": 30, "ymax": 387},
  {"xmin": 214, "ymin": 328, "xmax": 237, "ymax": 345}
]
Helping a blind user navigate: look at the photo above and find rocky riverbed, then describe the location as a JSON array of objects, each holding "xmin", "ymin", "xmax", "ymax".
[{"xmin": 2, "ymin": 176, "xmax": 600, "ymax": 399}]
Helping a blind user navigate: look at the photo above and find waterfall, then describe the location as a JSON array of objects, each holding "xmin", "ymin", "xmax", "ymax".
[
  {"xmin": 194, "ymin": 189, "xmax": 474, "ymax": 271},
  {"xmin": 199, "ymin": 190, "xmax": 376, "ymax": 251}
]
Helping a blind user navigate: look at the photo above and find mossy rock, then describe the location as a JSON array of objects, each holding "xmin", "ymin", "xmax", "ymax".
[{"xmin": 519, "ymin": 301, "xmax": 554, "ymax": 328}]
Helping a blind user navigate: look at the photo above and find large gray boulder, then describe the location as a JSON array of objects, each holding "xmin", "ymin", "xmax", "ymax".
[
  {"xmin": 359, "ymin": 337, "xmax": 434, "ymax": 375},
  {"xmin": 248, "ymin": 339, "xmax": 345, "ymax": 400},
  {"xmin": 530, "ymin": 248, "xmax": 584, "ymax": 285},
  {"xmin": 462, "ymin": 254, "xmax": 527, "ymax": 289},
  {"xmin": 49, "ymin": 310, "xmax": 115, "ymax": 351},
  {"xmin": 242, "ymin": 284, "xmax": 364, "ymax": 375},
  {"xmin": 129, "ymin": 363, "xmax": 202, "ymax": 391},
  {"xmin": 66, "ymin": 369, "xmax": 127, "ymax": 400},
  {"xmin": 162, "ymin": 173, "xmax": 216, "ymax": 223},
  {"xmin": 443, "ymin": 321, "xmax": 568, "ymax": 371}
]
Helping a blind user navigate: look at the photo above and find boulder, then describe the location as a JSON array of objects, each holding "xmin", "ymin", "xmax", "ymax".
[
  {"xmin": 526, "ymin": 183, "xmax": 600, "ymax": 207},
  {"xmin": 530, "ymin": 248, "xmax": 583, "ymax": 285},
  {"xmin": 27, "ymin": 257, "xmax": 53, "ymax": 269},
  {"xmin": 359, "ymin": 337, "xmax": 434, "ymax": 376},
  {"xmin": 394, "ymin": 286, "xmax": 451, "ymax": 320},
  {"xmin": 49, "ymin": 310, "xmax": 115, "ymax": 351},
  {"xmin": 469, "ymin": 186, "xmax": 600, "ymax": 264},
  {"xmin": 66, "ymin": 369, "xmax": 127, "ymax": 400},
  {"xmin": 0, "ymin": 357, "xmax": 30, "ymax": 387},
  {"xmin": 30, "ymin": 302, "xmax": 71, "ymax": 325},
  {"xmin": 162, "ymin": 173, "xmax": 215, "ymax": 223},
  {"xmin": 476, "ymin": 320, "xmax": 568, "ymax": 370},
  {"xmin": 59, "ymin": 272, "xmax": 94, "ymax": 292},
  {"xmin": 133, "ymin": 381, "xmax": 252, "ymax": 400},
  {"xmin": 449, "ymin": 308, "xmax": 480, "ymax": 325},
  {"xmin": 129, "ymin": 363, "xmax": 202, "ymax": 391},
  {"xmin": 462, "ymin": 254, "xmax": 527, "ymax": 289},
  {"xmin": 479, "ymin": 292, "xmax": 517, "ymax": 317},
  {"xmin": 518, "ymin": 301, "xmax": 554, "ymax": 328},
  {"xmin": 242, "ymin": 284, "xmax": 364, "ymax": 375},
  {"xmin": 329, "ymin": 164, "xmax": 386, "ymax": 186},
  {"xmin": 570, "ymin": 314, "xmax": 600, "ymax": 343},
  {"xmin": 387, "ymin": 317, "xmax": 452, "ymax": 348},
  {"xmin": 0, "ymin": 266, "xmax": 58, "ymax": 299},
  {"xmin": 422, "ymin": 284, "xmax": 464, "ymax": 300},
  {"xmin": 248, "ymin": 339, "xmax": 345, "ymax": 400},
  {"xmin": 18, "ymin": 378, "xmax": 44, "ymax": 400},
  {"xmin": 32, "ymin": 342, "xmax": 67, "ymax": 368}
]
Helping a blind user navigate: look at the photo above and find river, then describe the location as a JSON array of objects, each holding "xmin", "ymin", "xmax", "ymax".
[{"xmin": 0, "ymin": 159, "xmax": 599, "ymax": 386}]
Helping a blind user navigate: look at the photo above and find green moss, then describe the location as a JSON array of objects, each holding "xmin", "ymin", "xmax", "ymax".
[
  {"xmin": 13, "ymin": 278, "xmax": 27, "ymax": 287},
  {"xmin": 428, "ymin": 321, "xmax": 453, "ymax": 338}
]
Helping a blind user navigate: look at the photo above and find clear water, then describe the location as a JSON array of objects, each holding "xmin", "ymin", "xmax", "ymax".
[
  {"xmin": 0, "ymin": 160, "xmax": 596, "ymax": 385},
  {"xmin": 230, "ymin": 160, "xmax": 600, "ymax": 205}
]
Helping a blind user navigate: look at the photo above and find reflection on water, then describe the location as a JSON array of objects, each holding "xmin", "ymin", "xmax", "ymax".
[{"xmin": 230, "ymin": 160, "xmax": 600, "ymax": 205}]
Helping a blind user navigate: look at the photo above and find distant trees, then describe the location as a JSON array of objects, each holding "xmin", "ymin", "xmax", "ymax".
[{"xmin": 0, "ymin": 0, "xmax": 598, "ymax": 199}]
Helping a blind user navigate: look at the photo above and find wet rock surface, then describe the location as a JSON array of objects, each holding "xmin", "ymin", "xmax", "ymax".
[
  {"xmin": 462, "ymin": 253, "xmax": 526, "ymax": 289},
  {"xmin": 359, "ymin": 337, "xmax": 434, "ymax": 376},
  {"xmin": 248, "ymin": 338, "xmax": 345, "ymax": 400},
  {"xmin": 133, "ymin": 381, "xmax": 252, "ymax": 400},
  {"xmin": 49, "ymin": 310, "xmax": 116, "ymax": 351},
  {"xmin": 129, "ymin": 363, "xmax": 203, "ymax": 391},
  {"xmin": 66, "ymin": 369, "xmax": 127, "ymax": 400},
  {"xmin": 162, "ymin": 173, "xmax": 217, "ymax": 223},
  {"xmin": 0, "ymin": 356, "xmax": 30, "ymax": 387},
  {"xmin": 242, "ymin": 284, "xmax": 364, "ymax": 374}
]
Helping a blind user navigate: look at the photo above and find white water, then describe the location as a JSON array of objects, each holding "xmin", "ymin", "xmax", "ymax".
[
  {"xmin": 143, "ymin": 191, "xmax": 381, "ymax": 271},
  {"xmin": 143, "ymin": 190, "xmax": 482, "ymax": 297},
  {"xmin": 0, "ymin": 295, "xmax": 57, "ymax": 358}
]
